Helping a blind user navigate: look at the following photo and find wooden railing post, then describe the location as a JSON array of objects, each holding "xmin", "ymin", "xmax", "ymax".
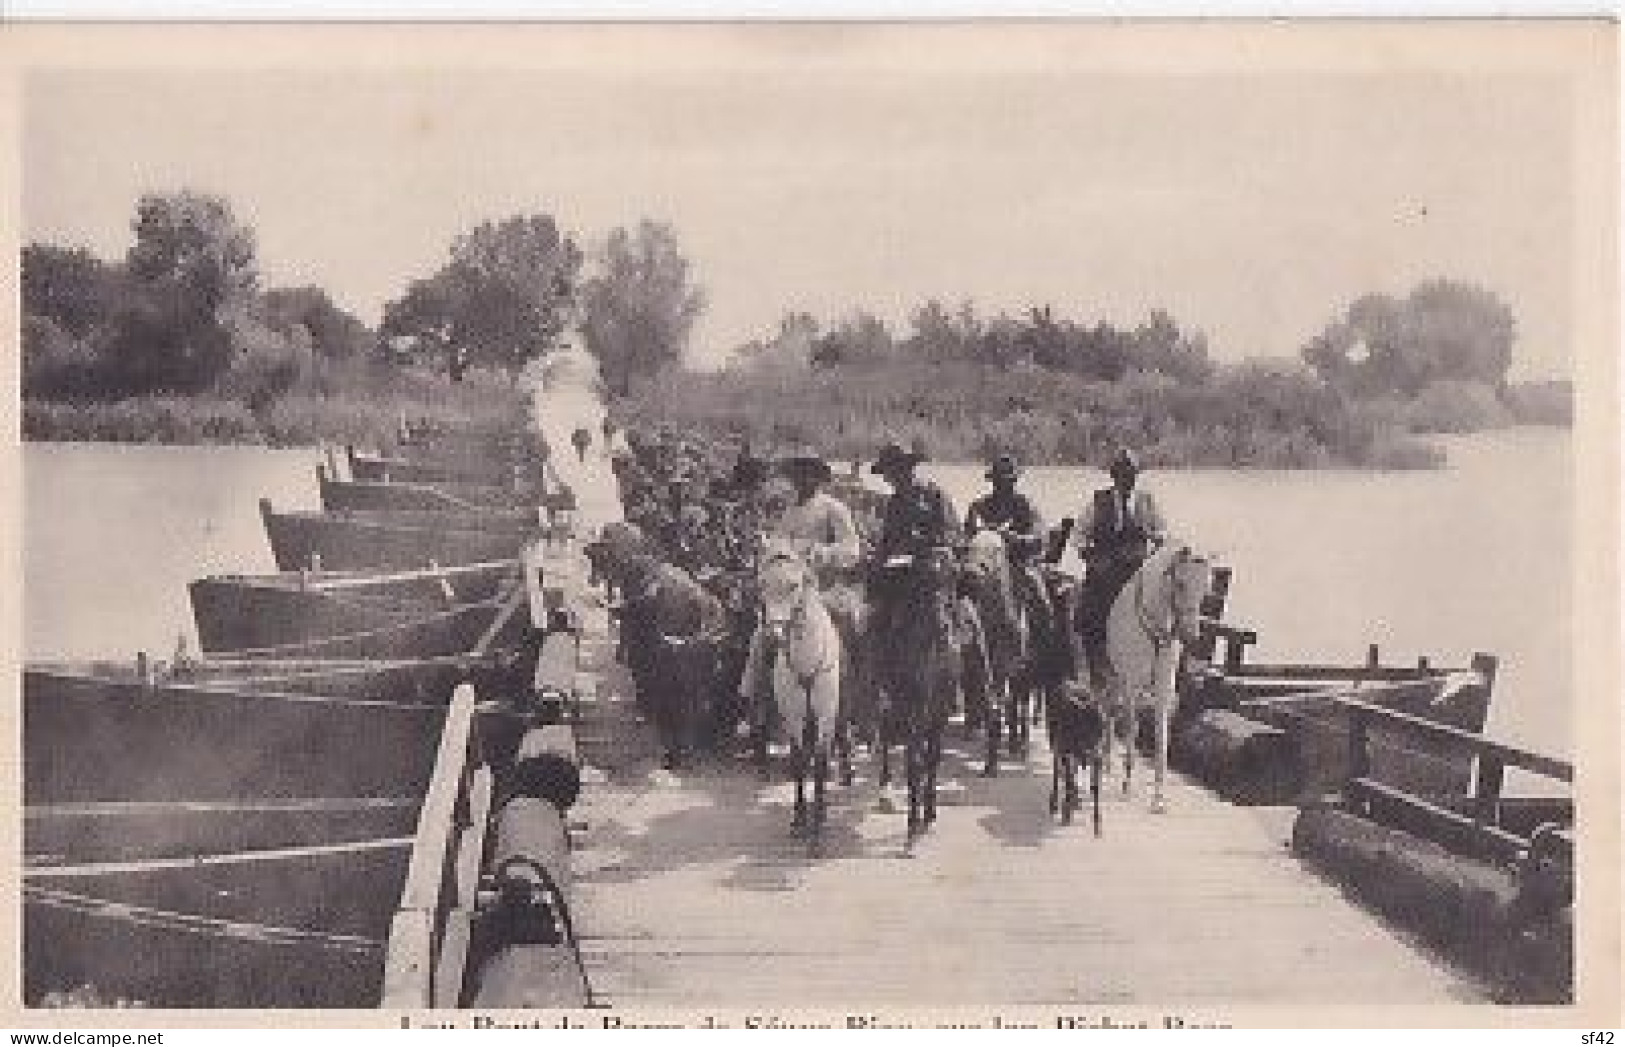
[
  {"xmin": 1223, "ymin": 634, "xmax": 1244, "ymax": 673},
  {"xmin": 1472, "ymin": 754, "xmax": 1505, "ymax": 830},
  {"xmin": 1347, "ymin": 705, "xmax": 1371, "ymax": 783}
]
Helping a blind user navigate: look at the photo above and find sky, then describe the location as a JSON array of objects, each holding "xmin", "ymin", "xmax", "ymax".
[{"xmin": 21, "ymin": 26, "xmax": 1596, "ymax": 379}]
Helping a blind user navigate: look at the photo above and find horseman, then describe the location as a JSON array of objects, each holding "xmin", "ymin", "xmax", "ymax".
[
  {"xmin": 738, "ymin": 446, "xmax": 864, "ymax": 717},
  {"xmin": 868, "ymin": 441, "xmax": 963, "ymax": 638},
  {"xmin": 1073, "ymin": 447, "xmax": 1168, "ymax": 683},
  {"xmin": 964, "ymin": 453, "xmax": 1050, "ymax": 618}
]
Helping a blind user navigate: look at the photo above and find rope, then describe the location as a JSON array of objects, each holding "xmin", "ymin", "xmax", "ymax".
[
  {"xmin": 27, "ymin": 836, "xmax": 414, "ymax": 879},
  {"xmin": 23, "ymin": 885, "xmax": 383, "ymax": 956}
]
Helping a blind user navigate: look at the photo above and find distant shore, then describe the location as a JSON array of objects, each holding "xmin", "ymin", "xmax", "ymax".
[{"xmin": 613, "ymin": 363, "xmax": 1571, "ymax": 472}]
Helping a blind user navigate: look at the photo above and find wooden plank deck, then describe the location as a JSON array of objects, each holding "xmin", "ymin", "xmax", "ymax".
[{"xmin": 567, "ymin": 605, "xmax": 1488, "ymax": 1008}]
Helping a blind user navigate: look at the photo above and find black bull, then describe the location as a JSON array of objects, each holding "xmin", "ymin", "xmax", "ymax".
[{"xmin": 589, "ymin": 543, "xmax": 734, "ymax": 770}]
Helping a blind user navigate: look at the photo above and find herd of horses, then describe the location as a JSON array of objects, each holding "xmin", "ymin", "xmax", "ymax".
[{"xmin": 586, "ymin": 518, "xmax": 1214, "ymax": 855}]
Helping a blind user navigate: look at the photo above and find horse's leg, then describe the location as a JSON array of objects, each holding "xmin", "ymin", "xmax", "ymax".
[
  {"xmin": 812, "ymin": 744, "xmax": 829, "ymax": 853},
  {"xmin": 1010, "ymin": 674, "xmax": 1030, "ymax": 759},
  {"xmin": 1049, "ymin": 750, "xmax": 1061, "ymax": 817},
  {"xmin": 982, "ymin": 678, "xmax": 1001, "ymax": 778},
  {"xmin": 1120, "ymin": 687, "xmax": 1136, "ymax": 797},
  {"xmin": 1151, "ymin": 688, "xmax": 1172, "ymax": 815},
  {"xmin": 925, "ymin": 719, "xmax": 943, "ymax": 827},
  {"xmin": 789, "ymin": 724, "xmax": 808, "ymax": 836},
  {"xmin": 1066, "ymin": 749, "xmax": 1082, "ymax": 821},
  {"xmin": 904, "ymin": 731, "xmax": 923, "ymax": 845},
  {"xmin": 1090, "ymin": 745, "xmax": 1103, "ymax": 837},
  {"xmin": 836, "ymin": 650, "xmax": 855, "ymax": 788}
]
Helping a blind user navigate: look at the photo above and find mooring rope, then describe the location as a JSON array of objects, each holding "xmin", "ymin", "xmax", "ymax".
[
  {"xmin": 26, "ymin": 836, "xmax": 415, "ymax": 878},
  {"xmin": 23, "ymin": 885, "xmax": 384, "ymax": 956}
]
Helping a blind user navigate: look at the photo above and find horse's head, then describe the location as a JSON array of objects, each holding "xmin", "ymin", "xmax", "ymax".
[
  {"xmin": 757, "ymin": 540, "xmax": 814, "ymax": 641},
  {"xmin": 964, "ymin": 529, "xmax": 1009, "ymax": 584},
  {"xmin": 1165, "ymin": 543, "xmax": 1213, "ymax": 646}
]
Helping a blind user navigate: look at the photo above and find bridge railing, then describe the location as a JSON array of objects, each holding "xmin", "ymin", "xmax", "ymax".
[
  {"xmin": 1338, "ymin": 693, "xmax": 1573, "ymax": 870},
  {"xmin": 380, "ymin": 682, "xmax": 492, "ymax": 1008}
]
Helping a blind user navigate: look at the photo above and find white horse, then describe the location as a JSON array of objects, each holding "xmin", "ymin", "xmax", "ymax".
[
  {"xmin": 758, "ymin": 540, "xmax": 843, "ymax": 851},
  {"xmin": 1098, "ymin": 541, "xmax": 1212, "ymax": 813}
]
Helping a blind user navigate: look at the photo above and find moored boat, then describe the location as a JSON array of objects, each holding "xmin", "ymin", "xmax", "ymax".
[
  {"xmin": 22, "ymin": 661, "xmax": 458, "ymax": 1007},
  {"xmin": 1197, "ymin": 651, "xmax": 1500, "ymax": 799},
  {"xmin": 345, "ymin": 444, "xmax": 518, "ymax": 488},
  {"xmin": 189, "ymin": 561, "xmax": 519, "ymax": 653},
  {"xmin": 260, "ymin": 500, "xmax": 532, "ymax": 573},
  {"xmin": 317, "ymin": 465, "xmax": 531, "ymax": 513}
]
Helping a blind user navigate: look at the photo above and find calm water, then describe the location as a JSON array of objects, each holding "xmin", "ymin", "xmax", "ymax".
[{"xmin": 25, "ymin": 429, "xmax": 1571, "ymax": 759}]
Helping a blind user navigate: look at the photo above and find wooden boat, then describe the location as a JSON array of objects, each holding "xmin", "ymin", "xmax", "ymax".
[
  {"xmin": 23, "ymin": 662, "xmax": 455, "ymax": 1007},
  {"xmin": 345, "ymin": 444, "xmax": 518, "ymax": 488},
  {"xmin": 1199, "ymin": 651, "xmax": 1500, "ymax": 799},
  {"xmin": 260, "ymin": 500, "xmax": 531, "ymax": 573},
  {"xmin": 189, "ymin": 561, "xmax": 519, "ymax": 653},
  {"xmin": 317, "ymin": 465, "xmax": 530, "ymax": 513}
]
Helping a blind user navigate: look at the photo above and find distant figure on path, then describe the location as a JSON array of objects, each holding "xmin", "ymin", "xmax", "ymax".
[
  {"xmin": 572, "ymin": 425, "xmax": 592, "ymax": 462},
  {"xmin": 1073, "ymin": 447, "xmax": 1167, "ymax": 683}
]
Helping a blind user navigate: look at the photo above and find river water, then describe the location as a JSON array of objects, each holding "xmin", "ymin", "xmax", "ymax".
[{"xmin": 23, "ymin": 428, "xmax": 1571, "ymax": 761}]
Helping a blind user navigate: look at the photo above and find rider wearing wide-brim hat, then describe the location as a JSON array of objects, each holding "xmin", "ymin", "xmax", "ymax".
[
  {"xmin": 966, "ymin": 453, "xmax": 1044, "ymax": 562},
  {"xmin": 870, "ymin": 440, "xmax": 960, "ymax": 563},
  {"xmin": 737, "ymin": 443, "xmax": 865, "ymax": 738},
  {"xmin": 866, "ymin": 439, "xmax": 963, "ymax": 646},
  {"xmin": 1073, "ymin": 446, "xmax": 1168, "ymax": 682},
  {"xmin": 769, "ymin": 444, "xmax": 860, "ymax": 583}
]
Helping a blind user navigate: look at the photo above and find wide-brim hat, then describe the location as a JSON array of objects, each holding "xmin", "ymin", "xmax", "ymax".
[
  {"xmin": 778, "ymin": 446, "xmax": 833, "ymax": 484},
  {"xmin": 1108, "ymin": 447, "xmax": 1142, "ymax": 477},
  {"xmin": 986, "ymin": 454, "xmax": 1020, "ymax": 482},
  {"xmin": 870, "ymin": 441, "xmax": 927, "ymax": 476},
  {"xmin": 730, "ymin": 454, "xmax": 772, "ymax": 489}
]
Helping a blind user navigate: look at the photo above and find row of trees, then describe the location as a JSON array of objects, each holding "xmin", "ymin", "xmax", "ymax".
[
  {"xmin": 24, "ymin": 191, "xmax": 709, "ymax": 406},
  {"xmin": 725, "ymin": 279, "xmax": 1521, "ymax": 398},
  {"xmin": 730, "ymin": 302, "xmax": 1214, "ymax": 386}
]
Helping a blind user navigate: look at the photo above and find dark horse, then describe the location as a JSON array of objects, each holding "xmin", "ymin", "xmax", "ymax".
[
  {"xmin": 870, "ymin": 548, "xmax": 962, "ymax": 847},
  {"xmin": 594, "ymin": 544, "xmax": 727, "ymax": 770}
]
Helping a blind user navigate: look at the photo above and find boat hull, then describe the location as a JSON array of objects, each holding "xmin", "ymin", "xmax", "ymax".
[
  {"xmin": 190, "ymin": 577, "xmax": 520, "ymax": 657},
  {"xmin": 24, "ymin": 668, "xmax": 448, "ymax": 805},
  {"xmin": 319, "ymin": 471, "xmax": 530, "ymax": 513},
  {"xmin": 260, "ymin": 502, "xmax": 530, "ymax": 572},
  {"xmin": 1210, "ymin": 665, "xmax": 1496, "ymax": 799}
]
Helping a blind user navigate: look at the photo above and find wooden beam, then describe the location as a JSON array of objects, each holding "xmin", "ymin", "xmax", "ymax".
[
  {"xmin": 1349, "ymin": 777, "xmax": 1529, "ymax": 862},
  {"xmin": 1337, "ymin": 696, "xmax": 1572, "ymax": 784},
  {"xmin": 381, "ymin": 908, "xmax": 435, "ymax": 1008},
  {"xmin": 471, "ymin": 584, "xmax": 530, "ymax": 657},
  {"xmin": 396, "ymin": 685, "xmax": 476, "ymax": 912}
]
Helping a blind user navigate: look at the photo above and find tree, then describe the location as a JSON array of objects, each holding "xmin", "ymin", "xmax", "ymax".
[
  {"xmin": 106, "ymin": 190, "xmax": 259, "ymax": 392},
  {"xmin": 1400, "ymin": 280, "xmax": 1516, "ymax": 392},
  {"xmin": 261, "ymin": 286, "xmax": 374, "ymax": 362},
  {"xmin": 451, "ymin": 215, "xmax": 583, "ymax": 378},
  {"xmin": 582, "ymin": 220, "xmax": 706, "ymax": 396},
  {"xmin": 810, "ymin": 310, "xmax": 893, "ymax": 369},
  {"xmin": 381, "ymin": 213, "xmax": 583, "ymax": 381},
  {"xmin": 904, "ymin": 298, "xmax": 980, "ymax": 364},
  {"xmin": 1302, "ymin": 280, "xmax": 1516, "ymax": 397},
  {"xmin": 22, "ymin": 243, "xmax": 117, "ymax": 340},
  {"xmin": 380, "ymin": 274, "xmax": 468, "ymax": 378}
]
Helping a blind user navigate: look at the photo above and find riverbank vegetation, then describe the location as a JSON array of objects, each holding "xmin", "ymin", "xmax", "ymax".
[
  {"xmin": 23, "ymin": 188, "xmax": 1569, "ymax": 467},
  {"xmin": 617, "ymin": 287, "xmax": 1570, "ymax": 469}
]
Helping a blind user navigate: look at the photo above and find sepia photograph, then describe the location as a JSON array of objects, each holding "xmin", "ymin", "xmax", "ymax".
[{"xmin": 4, "ymin": 20, "xmax": 1618, "ymax": 1028}]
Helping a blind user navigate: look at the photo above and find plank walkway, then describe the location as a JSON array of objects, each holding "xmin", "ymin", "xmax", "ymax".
[
  {"xmin": 548, "ymin": 425, "xmax": 1486, "ymax": 1008},
  {"xmin": 567, "ymin": 605, "xmax": 1487, "ymax": 1007}
]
